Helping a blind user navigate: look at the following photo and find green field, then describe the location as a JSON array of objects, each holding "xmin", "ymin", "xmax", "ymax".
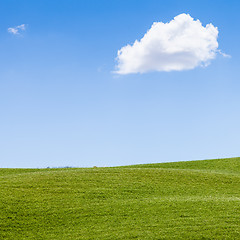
[{"xmin": 1, "ymin": 158, "xmax": 240, "ymax": 239}]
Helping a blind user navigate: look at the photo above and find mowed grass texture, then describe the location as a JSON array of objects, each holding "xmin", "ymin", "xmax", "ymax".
[{"xmin": 0, "ymin": 158, "xmax": 240, "ymax": 239}]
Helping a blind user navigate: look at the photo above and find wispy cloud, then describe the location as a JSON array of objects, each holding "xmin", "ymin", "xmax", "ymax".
[
  {"xmin": 218, "ymin": 50, "xmax": 231, "ymax": 58},
  {"xmin": 8, "ymin": 24, "xmax": 26, "ymax": 35},
  {"xmin": 115, "ymin": 14, "xmax": 228, "ymax": 74}
]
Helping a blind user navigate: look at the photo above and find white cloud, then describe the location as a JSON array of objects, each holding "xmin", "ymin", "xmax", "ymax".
[
  {"xmin": 115, "ymin": 14, "xmax": 226, "ymax": 74},
  {"xmin": 8, "ymin": 24, "xmax": 26, "ymax": 35}
]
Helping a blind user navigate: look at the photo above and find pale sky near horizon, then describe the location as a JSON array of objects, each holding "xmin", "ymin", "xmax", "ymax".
[{"xmin": 0, "ymin": 0, "xmax": 240, "ymax": 168}]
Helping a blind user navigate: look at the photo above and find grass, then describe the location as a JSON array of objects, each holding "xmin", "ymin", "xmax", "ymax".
[{"xmin": 0, "ymin": 157, "xmax": 240, "ymax": 239}]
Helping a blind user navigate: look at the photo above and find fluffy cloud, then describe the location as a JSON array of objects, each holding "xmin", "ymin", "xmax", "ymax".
[
  {"xmin": 8, "ymin": 24, "xmax": 26, "ymax": 35},
  {"xmin": 115, "ymin": 14, "xmax": 223, "ymax": 74}
]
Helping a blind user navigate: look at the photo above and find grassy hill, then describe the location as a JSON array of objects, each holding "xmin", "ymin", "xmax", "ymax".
[{"xmin": 0, "ymin": 157, "xmax": 240, "ymax": 239}]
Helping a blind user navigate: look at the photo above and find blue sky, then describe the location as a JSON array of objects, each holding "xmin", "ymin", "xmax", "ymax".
[{"xmin": 0, "ymin": 0, "xmax": 240, "ymax": 168}]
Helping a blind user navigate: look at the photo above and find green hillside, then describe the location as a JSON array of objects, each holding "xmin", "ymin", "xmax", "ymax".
[
  {"xmin": 1, "ymin": 158, "xmax": 240, "ymax": 239},
  {"xmin": 123, "ymin": 157, "xmax": 240, "ymax": 174}
]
